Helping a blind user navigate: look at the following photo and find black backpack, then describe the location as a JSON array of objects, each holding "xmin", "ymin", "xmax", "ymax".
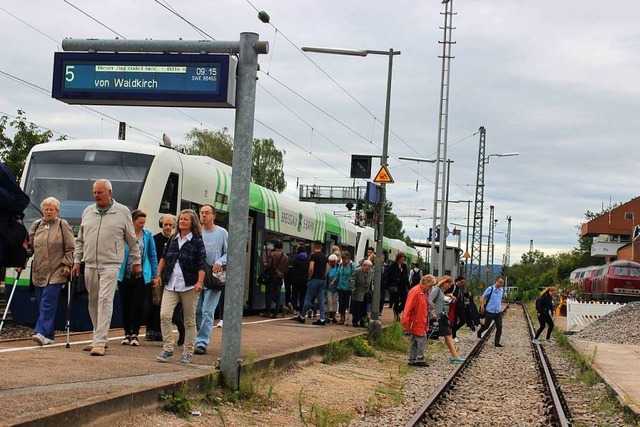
[
  {"xmin": 410, "ymin": 269, "xmax": 422, "ymax": 286},
  {"xmin": 0, "ymin": 213, "xmax": 29, "ymax": 268}
]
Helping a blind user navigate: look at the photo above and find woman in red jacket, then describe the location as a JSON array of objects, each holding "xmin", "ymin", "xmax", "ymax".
[{"xmin": 401, "ymin": 274, "xmax": 436, "ymax": 366}]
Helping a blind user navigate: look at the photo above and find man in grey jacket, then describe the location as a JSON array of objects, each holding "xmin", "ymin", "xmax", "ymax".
[{"xmin": 72, "ymin": 179, "xmax": 141, "ymax": 356}]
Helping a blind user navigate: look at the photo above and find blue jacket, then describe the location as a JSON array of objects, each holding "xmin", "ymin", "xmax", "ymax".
[{"xmin": 118, "ymin": 229, "xmax": 158, "ymax": 284}]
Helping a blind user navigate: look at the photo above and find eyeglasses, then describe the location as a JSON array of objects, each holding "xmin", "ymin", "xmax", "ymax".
[{"xmin": 200, "ymin": 212, "xmax": 213, "ymax": 216}]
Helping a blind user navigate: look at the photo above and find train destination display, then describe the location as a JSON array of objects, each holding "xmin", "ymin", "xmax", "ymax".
[{"xmin": 52, "ymin": 52, "xmax": 237, "ymax": 107}]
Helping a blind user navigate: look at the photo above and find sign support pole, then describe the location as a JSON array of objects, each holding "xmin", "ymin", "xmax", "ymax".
[{"xmin": 220, "ymin": 32, "xmax": 263, "ymax": 390}]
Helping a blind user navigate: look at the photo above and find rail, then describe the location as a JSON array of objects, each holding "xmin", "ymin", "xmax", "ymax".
[
  {"xmin": 406, "ymin": 304, "xmax": 572, "ymax": 426},
  {"xmin": 404, "ymin": 307, "xmax": 501, "ymax": 427}
]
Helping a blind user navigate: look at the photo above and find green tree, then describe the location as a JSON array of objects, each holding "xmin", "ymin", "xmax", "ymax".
[
  {"xmin": 0, "ymin": 110, "xmax": 55, "ymax": 179},
  {"xmin": 184, "ymin": 127, "xmax": 233, "ymax": 166},
  {"xmin": 252, "ymin": 138, "xmax": 286, "ymax": 193},
  {"xmin": 382, "ymin": 201, "xmax": 406, "ymax": 240},
  {"xmin": 183, "ymin": 128, "xmax": 287, "ymax": 193}
]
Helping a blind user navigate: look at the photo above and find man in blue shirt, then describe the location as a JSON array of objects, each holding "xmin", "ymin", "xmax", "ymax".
[
  {"xmin": 194, "ymin": 205, "xmax": 228, "ymax": 355},
  {"xmin": 476, "ymin": 276, "xmax": 505, "ymax": 347}
]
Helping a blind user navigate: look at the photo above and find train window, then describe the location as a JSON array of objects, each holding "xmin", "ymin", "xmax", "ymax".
[
  {"xmin": 613, "ymin": 267, "xmax": 627, "ymax": 276},
  {"xmin": 159, "ymin": 173, "xmax": 179, "ymax": 214},
  {"xmin": 267, "ymin": 209, "xmax": 276, "ymax": 219},
  {"xmin": 215, "ymin": 192, "xmax": 229, "ymax": 205}
]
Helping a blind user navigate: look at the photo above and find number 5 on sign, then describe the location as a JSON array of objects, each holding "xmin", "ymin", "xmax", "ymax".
[
  {"xmin": 65, "ymin": 65, "xmax": 75, "ymax": 82},
  {"xmin": 373, "ymin": 165, "xmax": 394, "ymax": 184}
]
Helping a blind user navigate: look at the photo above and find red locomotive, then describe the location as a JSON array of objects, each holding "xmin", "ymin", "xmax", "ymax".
[{"xmin": 571, "ymin": 260, "xmax": 640, "ymax": 301}]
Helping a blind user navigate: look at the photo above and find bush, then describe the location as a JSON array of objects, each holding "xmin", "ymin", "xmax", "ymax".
[
  {"xmin": 323, "ymin": 338, "xmax": 353, "ymax": 364},
  {"xmin": 371, "ymin": 321, "xmax": 408, "ymax": 353},
  {"xmin": 350, "ymin": 336, "xmax": 375, "ymax": 357}
]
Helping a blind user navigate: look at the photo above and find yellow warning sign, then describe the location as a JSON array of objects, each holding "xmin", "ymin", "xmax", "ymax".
[
  {"xmin": 463, "ymin": 251, "xmax": 470, "ymax": 259},
  {"xmin": 373, "ymin": 165, "xmax": 394, "ymax": 183}
]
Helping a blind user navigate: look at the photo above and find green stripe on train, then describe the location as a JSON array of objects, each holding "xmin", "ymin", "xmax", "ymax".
[{"xmin": 4, "ymin": 277, "xmax": 30, "ymax": 287}]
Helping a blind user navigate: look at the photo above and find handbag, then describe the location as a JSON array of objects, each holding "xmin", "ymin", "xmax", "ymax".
[{"xmin": 203, "ymin": 264, "xmax": 226, "ymax": 291}]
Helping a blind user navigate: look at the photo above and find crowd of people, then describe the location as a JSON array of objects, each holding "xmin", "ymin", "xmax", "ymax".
[
  {"xmin": 12, "ymin": 175, "xmax": 520, "ymax": 368},
  {"xmin": 17, "ymin": 179, "xmax": 227, "ymax": 364}
]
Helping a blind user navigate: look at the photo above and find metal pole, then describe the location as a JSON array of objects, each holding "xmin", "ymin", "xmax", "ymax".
[
  {"xmin": 220, "ymin": 32, "xmax": 264, "ymax": 390},
  {"xmin": 439, "ymin": 160, "xmax": 452, "ymax": 276},
  {"xmin": 371, "ymin": 49, "xmax": 395, "ymax": 338},
  {"xmin": 465, "ymin": 200, "xmax": 471, "ymax": 278}
]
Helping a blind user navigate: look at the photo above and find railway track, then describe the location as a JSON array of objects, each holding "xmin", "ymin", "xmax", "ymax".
[{"xmin": 405, "ymin": 304, "xmax": 572, "ymax": 427}]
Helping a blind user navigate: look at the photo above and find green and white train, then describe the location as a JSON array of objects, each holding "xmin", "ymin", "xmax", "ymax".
[{"xmin": 7, "ymin": 139, "xmax": 416, "ymax": 328}]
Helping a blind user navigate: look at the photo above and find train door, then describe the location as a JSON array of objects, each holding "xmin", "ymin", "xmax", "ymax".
[{"xmin": 244, "ymin": 216, "xmax": 254, "ymax": 307}]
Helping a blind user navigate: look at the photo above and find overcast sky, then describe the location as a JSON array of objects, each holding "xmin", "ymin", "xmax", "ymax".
[{"xmin": 1, "ymin": 0, "xmax": 638, "ymax": 266}]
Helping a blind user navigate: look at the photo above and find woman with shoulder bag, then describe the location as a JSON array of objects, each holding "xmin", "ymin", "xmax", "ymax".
[
  {"xmin": 429, "ymin": 275, "xmax": 465, "ymax": 363},
  {"xmin": 153, "ymin": 209, "xmax": 206, "ymax": 364},
  {"xmin": 336, "ymin": 251, "xmax": 354, "ymax": 325},
  {"xmin": 23, "ymin": 197, "xmax": 75, "ymax": 346}
]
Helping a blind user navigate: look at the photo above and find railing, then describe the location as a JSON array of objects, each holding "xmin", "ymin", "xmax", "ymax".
[
  {"xmin": 566, "ymin": 300, "xmax": 625, "ymax": 331},
  {"xmin": 298, "ymin": 185, "xmax": 367, "ymax": 204}
]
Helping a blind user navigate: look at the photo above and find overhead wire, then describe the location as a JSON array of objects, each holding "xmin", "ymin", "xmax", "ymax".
[{"xmin": 61, "ymin": 0, "xmax": 126, "ymax": 39}]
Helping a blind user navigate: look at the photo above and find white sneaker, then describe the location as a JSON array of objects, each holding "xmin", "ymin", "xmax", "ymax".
[
  {"xmin": 453, "ymin": 337, "xmax": 460, "ymax": 343},
  {"xmin": 215, "ymin": 320, "xmax": 223, "ymax": 328},
  {"xmin": 532, "ymin": 339, "xmax": 541, "ymax": 345},
  {"xmin": 31, "ymin": 333, "xmax": 45, "ymax": 346},
  {"xmin": 546, "ymin": 338, "xmax": 555, "ymax": 344},
  {"xmin": 42, "ymin": 337, "xmax": 54, "ymax": 345}
]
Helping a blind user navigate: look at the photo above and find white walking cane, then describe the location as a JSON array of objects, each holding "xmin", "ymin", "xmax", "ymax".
[{"xmin": 0, "ymin": 270, "xmax": 22, "ymax": 335}]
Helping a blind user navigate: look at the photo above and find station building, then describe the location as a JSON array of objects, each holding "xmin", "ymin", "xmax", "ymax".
[{"xmin": 580, "ymin": 196, "xmax": 640, "ymax": 263}]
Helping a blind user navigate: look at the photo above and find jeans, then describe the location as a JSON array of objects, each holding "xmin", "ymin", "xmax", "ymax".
[
  {"xmin": 265, "ymin": 277, "xmax": 283, "ymax": 315},
  {"xmin": 301, "ymin": 278, "xmax": 325, "ymax": 320},
  {"xmin": 34, "ymin": 283, "xmax": 63, "ymax": 340},
  {"xmin": 195, "ymin": 288, "xmax": 222, "ymax": 349}
]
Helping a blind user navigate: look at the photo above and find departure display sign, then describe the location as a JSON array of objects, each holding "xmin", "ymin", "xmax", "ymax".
[{"xmin": 52, "ymin": 52, "xmax": 236, "ymax": 107}]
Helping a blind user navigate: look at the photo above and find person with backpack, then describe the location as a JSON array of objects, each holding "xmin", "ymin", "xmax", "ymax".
[
  {"xmin": 22, "ymin": 197, "xmax": 75, "ymax": 346},
  {"xmin": 409, "ymin": 263, "xmax": 422, "ymax": 288},
  {"xmin": 0, "ymin": 161, "xmax": 30, "ymax": 268},
  {"xmin": 386, "ymin": 252, "xmax": 410, "ymax": 321},
  {"xmin": 429, "ymin": 275, "xmax": 465, "ymax": 363},
  {"xmin": 476, "ymin": 276, "xmax": 506, "ymax": 347},
  {"xmin": 532, "ymin": 286, "xmax": 557, "ymax": 344}
]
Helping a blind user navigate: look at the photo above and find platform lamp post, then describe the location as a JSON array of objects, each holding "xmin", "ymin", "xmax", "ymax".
[{"xmin": 302, "ymin": 46, "xmax": 401, "ymax": 338}]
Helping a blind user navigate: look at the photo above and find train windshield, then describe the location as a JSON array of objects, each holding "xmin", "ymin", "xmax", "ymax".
[
  {"xmin": 22, "ymin": 150, "xmax": 154, "ymax": 232},
  {"xmin": 613, "ymin": 266, "xmax": 640, "ymax": 277}
]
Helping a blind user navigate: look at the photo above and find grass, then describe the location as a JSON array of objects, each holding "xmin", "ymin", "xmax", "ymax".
[
  {"xmin": 323, "ymin": 338, "xmax": 353, "ymax": 364},
  {"xmin": 297, "ymin": 387, "xmax": 353, "ymax": 427},
  {"xmin": 552, "ymin": 320, "xmax": 638, "ymax": 425},
  {"xmin": 159, "ymin": 382, "xmax": 193, "ymax": 419},
  {"xmin": 369, "ymin": 321, "xmax": 409, "ymax": 353}
]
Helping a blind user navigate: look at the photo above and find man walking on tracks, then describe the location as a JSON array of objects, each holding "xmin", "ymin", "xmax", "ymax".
[
  {"xmin": 194, "ymin": 204, "xmax": 227, "ymax": 355},
  {"xmin": 476, "ymin": 276, "xmax": 505, "ymax": 347},
  {"xmin": 72, "ymin": 179, "xmax": 141, "ymax": 356}
]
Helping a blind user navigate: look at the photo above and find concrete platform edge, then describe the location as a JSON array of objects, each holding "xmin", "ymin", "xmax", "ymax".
[
  {"xmin": 7, "ymin": 330, "xmax": 368, "ymax": 427},
  {"xmin": 567, "ymin": 338, "xmax": 640, "ymax": 422}
]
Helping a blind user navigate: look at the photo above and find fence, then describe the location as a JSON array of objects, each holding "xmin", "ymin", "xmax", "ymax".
[{"xmin": 566, "ymin": 300, "xmax": 625, "ymax": 331}]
